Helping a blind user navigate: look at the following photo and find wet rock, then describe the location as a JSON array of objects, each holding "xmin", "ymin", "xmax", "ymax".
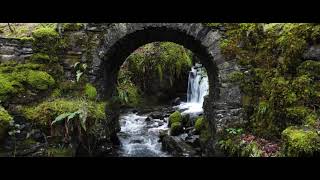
[
  {"xmin": 160, "ymin": 133, "xmax": 198, "ymax": 157},
  {"xmin": 171, "ymin": 97, "xmax": 181, "ymax": 106},
  {"xmin": 182, "ymin": 114, "xmax": 192, "ymax": 127},
  {"xmin": 159, "ymin": 129, "xmax": 169, "ymax": 140},
  {"xmin": 130, "ymin": 139, "xmax": 144, "ymax": 144},
  {"xmin": 185, "ymin": 135, "xmax": 200, "ymax": 148},
  {"xmin": 145, "ymin": 117, "xmax": 152, "ymax": 122},
  {"xmin": 149, "ymin": 111, "xmax": 166, "ymax": 120}
]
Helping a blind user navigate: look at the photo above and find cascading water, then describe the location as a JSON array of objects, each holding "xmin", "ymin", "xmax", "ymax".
[
  {"xmin": 117, "ymin": 112, "xmax": 170, "ymax": 157},
  {"xmin": 178, "ymin": 63, "xmax": 209, "ymax": 114},
  {"xmin": 187, "ymin": 64, "xmax": 209, "ymax": 105}
]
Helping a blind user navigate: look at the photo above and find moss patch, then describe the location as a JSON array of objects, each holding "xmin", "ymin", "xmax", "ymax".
[
  {"xmin": 0, "ymin": 62, "xmax": 55, "ymax": 102},
  {"xmin": 84, "ymin": 83, "xmax": 97, "ymax": 100},
  {"xmin": 21, "ymin": 98, "xmax": 105, "ymax": 127},
  {"xmin": 168, "ymin": 111, "xmax": 182, "ymax": 126},
  {"xmin": 0, "ymin": 106, "xmax": 13, "ymax": 140},
  {"xmin": 26, "ymin": 70, "xmax": 55, "ymax": 90},
  {"xmin": 194, "ymin": 116, "xmax": 204, "ymax": 133},
  {"xmin": 282, "ymin": 126, "xmax": 320, "ymax": 157}
]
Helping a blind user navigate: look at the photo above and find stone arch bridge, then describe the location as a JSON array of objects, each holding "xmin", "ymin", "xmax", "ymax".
[{"xmin": 79, "ymin": 23, "xmax": 243, "ymax": 154}]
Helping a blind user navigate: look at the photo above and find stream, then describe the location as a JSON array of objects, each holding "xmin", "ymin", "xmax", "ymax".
[{"xmin": 117, "ymin": 63, "xmax": 209, "ymax": 157}]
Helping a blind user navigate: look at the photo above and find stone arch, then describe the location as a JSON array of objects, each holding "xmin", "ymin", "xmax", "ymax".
[{"xmin": 88, "ymin": 23, "xmax": 242, "ymax": 155}]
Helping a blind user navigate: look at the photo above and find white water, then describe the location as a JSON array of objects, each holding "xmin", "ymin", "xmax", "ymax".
[
  {"xmin": 178, "ymin": 63, "xmax": 209, "ymax": 114},
  {"xmin": 117, "ymin": 112, "xmax": 170, "ymax": 157}
]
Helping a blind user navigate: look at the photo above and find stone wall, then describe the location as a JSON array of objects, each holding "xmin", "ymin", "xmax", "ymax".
[{"xmin": 0, "ymin": 38, "xmax": 32, "ymax": 63}]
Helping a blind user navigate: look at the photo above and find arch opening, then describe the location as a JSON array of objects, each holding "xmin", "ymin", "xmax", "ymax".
[{"xmin": 100, "ymin": 26, "xmax": 219, "ymax": 100}]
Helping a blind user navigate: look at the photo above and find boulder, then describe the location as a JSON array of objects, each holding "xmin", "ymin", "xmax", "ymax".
[
  {"xmin": 160, "ymin": 133, "xmax": 198, "ymax": 157},
  {"xmin": 171, "ymin": 97, "xmax": 181, "ymax": 106}
]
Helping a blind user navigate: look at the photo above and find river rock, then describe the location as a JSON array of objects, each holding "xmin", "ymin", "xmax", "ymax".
[
  {"xmin": 185, "ymin": 135, "xmax": 200, "ymax": 148},
  {"xmin": 145, "ymin": 117, "xmax": 152, "ymax": 122},
  {"xmin": 171, "ymin": 97, "xmax": 181, "ymax": 106},
  {"xmin": 149, "ymin": 111, "xmax": 166, "ymax": 120},
  {"xmin": 159, "ymin": 133, "xmax": 198, "ymax": 157}
]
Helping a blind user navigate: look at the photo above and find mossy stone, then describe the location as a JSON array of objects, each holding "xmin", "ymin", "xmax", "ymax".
[
  {"xmin": 0, "ymin": 106, "xmax": 13, "ymax": 141},
  {"xmin": 170, "ymin": 122, "xmax": 182, "ymax": 136},
  {"xmin": 168, "ymin": 111, "xmax": 182, "ymax": 126},
  {"xmin": 282, "ymin": 126, "xmax": 320, "ymax": 157},
  {"xmin": 84, "ymin": 83, "xmax": 97, "ymax": 100}
]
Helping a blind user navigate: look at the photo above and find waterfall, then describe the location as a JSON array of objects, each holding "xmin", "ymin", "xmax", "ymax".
[
  {"xmin": 177, "ymin": 63, "xmax": 209, "ymax": 114},
  {"xmin": 187, "ymin": 64, "xmax": 209, "ymax": 105}
]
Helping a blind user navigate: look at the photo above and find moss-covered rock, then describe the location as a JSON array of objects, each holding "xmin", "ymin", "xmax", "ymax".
[
  {"xmin": 0, "ymin": 106, "xmax": 13, "ymax": 141},
  {"xmin": 32, "ymin": 27, "xmax": 60, "ymax": 52},
  {"xmin": 0, "ymin": 62, "xmax": 55, "ymax": 102},
  {"xmin": 168, "ymin": 111, "xmax": 182, "ymax": 126},
  {"xmin": 194, "ymin": 116, "xmax": 204, "ymax": 133},
  {"xmin": 282, "ymin": 126, "xmax": 320, "ymax": 157},
  {"xmin": 84, "ymin": 83, "xmax": 97, "ymax": 100},
  {"xmin": 0, "ymin": 74, "xmax": 20, "ymax": 102},
  {"xmin": 170, "ymin": 122, "xmax": 182, "ymax": 136},
  {"xmin": 21, "ymin": 98, "xmax": 105, "ymax": 127},
  {"xmin": 26, "ymin": 70, "xmax": 55, "ymax": 90},
  {"xmin": 30, "ymin": 53, "xmax": 58, "ymax": 64}
]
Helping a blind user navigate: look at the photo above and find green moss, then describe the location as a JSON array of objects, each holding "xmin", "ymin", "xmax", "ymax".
[
  {"xmin": 32, "ymin": 26, "xmax": 61, "ymax": 55},
  {"xmin": 282, "ymin": 126, "xmax": 320, "ymax": 157},
  {"xmin": 117, "ymin": 79, "xmax": 141, "ymax": 107},
  {"xmin": 0, "ymin": 74, "xmax": 20, "ymax": 102},
  {"xmin": 0, "ymin": 106, "xmax": 13, "ymax": 140},
  {"xmin": 194, "ymin": 116, "xmax": 204, "ymax": 133},
  {"xmin": 305, "ymin": 114, "xmax": 318, "ymax": 127},
  {"xmin": 170, "ymin": 122, "xmax": 182, "ymax": 136},
  {"xmin": 297, "ymin": 60, "xmax": 320, "ymax": 79},
  {"xmin": 285, "ymin": 106, "xmax": 311, "ymax": 124},
  {"xmin": 47, "ymin": 147, "xmax": 73, "ymax": 157},
  {"xmin": 26, "ymin": 70, "xmax": 55, "ymax": 90},
  {"xmin": 21, "ymin": 98, "xmax": 105, "ymax": 127},
  {"xmin": 62, "ymin": 23, "xmax": 84, "ymax": 31},
  {"xmin": 0, "ymin": 62, "xmax": 55, "ymax": 102},
  {"xmin": 219, "ymin": 138, "xmax": 264, "ymax": 157},
  {"xmin": 168, "ymin": 111, "xmax": 182, "ymax": 126},
  {"xmin": 126, "ymin": 42, "xmax": 192, "ymax": 93},
  {"xmin": 20, "ymin": 37, "xmax": 34, "ymax": 44},
  {"xmin": 57, "ymin": 81, "xmax": 81, "ymax": 97},
  {"xmin": 198, "ymin": 118, "xmax": 212, "ymax": 145},
  {"xmin": 32, "ymin": 27, "xmax": 59, "ymax": 40},
  {"xmin": 0, "ymin": 62, "xmax": 42, "ymax": 73},
  {"xmin": 84, "ymin": 83, "xmax": 97, "ymax": 100},
  {"xmin": 228, "ymin": 71, "xmax": 244, "ymax": 83},
  {"xmin": 30, "ymin": 53, "xmax": 58, "ymax": 64}
]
